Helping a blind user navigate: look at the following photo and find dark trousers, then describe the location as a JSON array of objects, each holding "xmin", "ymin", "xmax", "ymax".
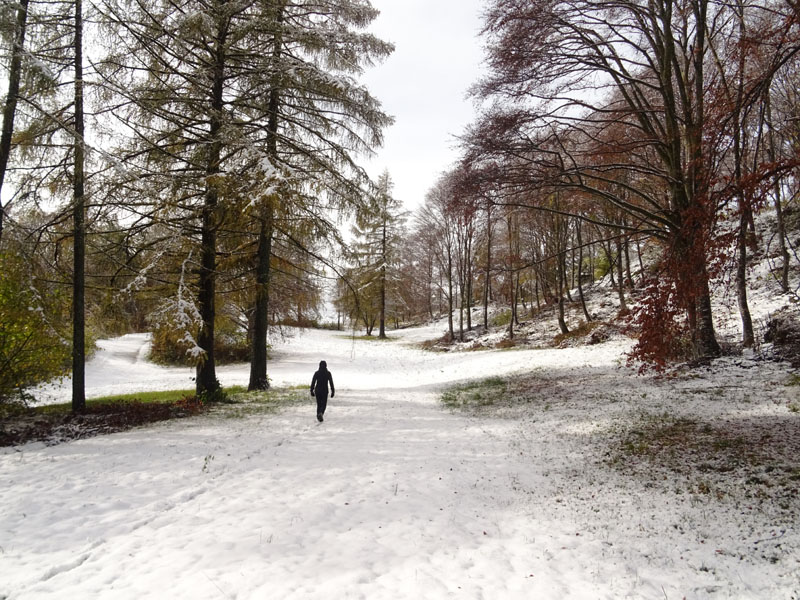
[{"xmin": 315, "ymin": 394, "xmax": 328, "ymax": 415}]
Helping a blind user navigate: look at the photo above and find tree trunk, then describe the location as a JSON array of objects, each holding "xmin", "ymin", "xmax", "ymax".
[
  {"xmin": 248, "ymin": 213, "xmax": 273, "ymax": 390},
  {"xmin": 506, "ymin": 213, "xmax": 515, "ymax": 339},
  {"xmin": 466, "ymin": 234, "xmax": 473, "ymax": 331},
  {"xmin": 248, "ymin": 0, "xmax": 284, "ymax": 387},
  {"xmin": 556, "ymin": 251, "xmax": 569, "ymax": 335},
  {"xmin": 427, "ymin": 255, "xmax": 434, "ymax": 320},
  {"xmin": 576, "ymin": 219, "xmax": 592, "ymax": 322},
  {"xmin": 483, "ymin": 206, "xmax": 491, "ymax": 330},
  {"xmin": 604, "ymin": 241, "xmax": 616, "ymax": 288},
  {"xmin": 623, "ymin": 234, "xmax": 633, "ymax": 288},
  {"xmin": 562, "ymin": 246, "xmax": 574, "ymax": 302},
  {"xmin": 732, "ymin": 1, "xmax": 754, "ymax": 348},
  {"xmin": 458, "ymin": 285, "xmax": 464, "ymax": 342},
  {"xmin": 696, "ymin": 273, "xmax": 721, "ymax": 357},
  {"xmin": 379, "ymin": 221, "xmax": 387, "ymax": 338},
  {"xmin": 765, "ymin": 86, "xmax": 790, "ymax": 293},
  {"xmin": 635, "ymin": 235, "xmax": 645, "ymax": 279},
  {"xmin": 736, "ymin": 208, "xmax": 754, "ymax": 347},
  {"xmin": 196, "ymin": 205, "xmax": 219, "ymax": 395},
  {"xmin": 447, "ymin": 245, "xmax": 454, "ymax": 341},
  {"xmin": 72, "ymin": 0, "xmax": 86, "ymax": 413},
  {"xmin": 615, "ymin": 231, "xmax": 627, "ymax": 313},
  {"xmin": 0, "ymin": 0, "xmax": 29, "ymax": 247},
  {"xmin": 196, "ymin": 5, "xmax": 228, "ymax": 396},
  {"xmin": 508, "ymin": 272, "xmax": 516, "ymax": 340},
  {"xmin": 690, "ymin": 0, "xmax": 719, "ymax": 359}
]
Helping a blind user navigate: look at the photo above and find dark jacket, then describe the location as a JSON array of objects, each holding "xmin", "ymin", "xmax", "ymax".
[{"xmin": 311, "ymin": 361, "xmax": 334, "ymax": 399}]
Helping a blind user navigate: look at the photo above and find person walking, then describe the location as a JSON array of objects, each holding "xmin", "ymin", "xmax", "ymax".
[{"xmin": 310, "ymin": 360, "xmax": 334, "ymax": 422}]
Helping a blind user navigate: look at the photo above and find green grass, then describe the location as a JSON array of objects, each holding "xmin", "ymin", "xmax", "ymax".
[
  {"xmin": 30, "ymin": 385, "xmax": 258, "ymax": 416},
  {"xmin": 2, "ymin": 384, "xmax": 309, "ymax": 446},
  {"xmin": 336, "ymin": 334, "xmax": 397, "ymax": 341},
  {"xmin": 21, "ymin": 383, "xmax": 304, "ymax": 423},
  {"xmin": 220, "ymin": 385, "xmax": 309, "ymax": 418},
  {"xmin": 33, "ymin": 388, "xmax": 202, "ymax": 415},
  {"xmin": 441, "ymin": 376, "xmax": 508, "ymax": 410}
]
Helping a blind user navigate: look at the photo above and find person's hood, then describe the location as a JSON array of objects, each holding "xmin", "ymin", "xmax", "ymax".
[{"xmin": 319, "ymin": 360, "xmax": 327, "ymax": 371}]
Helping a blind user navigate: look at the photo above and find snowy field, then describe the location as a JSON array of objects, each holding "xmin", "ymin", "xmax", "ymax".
[{"xmin": 2, "ymin": 322, "xmax": 800, "ymax": 599}]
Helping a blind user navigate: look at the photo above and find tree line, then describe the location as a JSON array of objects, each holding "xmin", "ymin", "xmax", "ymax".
[
  {"xmin": 338, "ymin": 0, "xmax": 800, "ymax": 370},
  {"xmin": 3, "ymin": 0, "xmax": 800, "ymax": 411}
]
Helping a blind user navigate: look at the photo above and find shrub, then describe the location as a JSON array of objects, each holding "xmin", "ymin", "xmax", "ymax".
[
  {"xmin": 490, "ymin": 309, "xmax": 512, "ymax": 327},
  {"xmin": 0, "ymin": 253, "xmax": 72, "ymax": 406},
  {"xmin": 149, "ymin": 307, "xmax": 250, "ymax": 366},
  {"xmin": 593, "ymin": 254, "xmax": 612, "ymax": 279}
]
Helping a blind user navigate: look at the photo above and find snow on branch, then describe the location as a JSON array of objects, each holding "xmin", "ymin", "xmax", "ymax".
[{"xmin": 150, "ymin": 252, "xmax": 205, "ymax": 360}]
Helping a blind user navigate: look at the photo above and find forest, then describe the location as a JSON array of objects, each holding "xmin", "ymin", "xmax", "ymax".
[{"xmin": 1, "ymin": 0, "xmax": 799, "ymax": 412}]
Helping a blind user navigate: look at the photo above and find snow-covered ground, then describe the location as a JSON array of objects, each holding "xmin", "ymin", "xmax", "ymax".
[
  {"xmin": 30, "ymin": 322, "xmax": 634, "ymax": 403},
  {"xmin": 3, "ymin": 320, "xmax": 800, "ymax": 599}
]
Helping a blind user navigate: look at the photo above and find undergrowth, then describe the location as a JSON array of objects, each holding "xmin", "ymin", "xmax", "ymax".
[{"xmin": 552, "ymin": 320, "xmax": 601, "ymax": 346}]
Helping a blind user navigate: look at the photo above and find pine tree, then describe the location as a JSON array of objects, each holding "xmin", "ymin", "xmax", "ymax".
[
  {"xmin": 349, "ymin": 171, "xmax": 405, "ymax": 338},
  {"xmin": 244, "ymin": 0, "xmax": 392, "ymax": 388},
  {"xmin": 99, "ymin": 0, "xmax": 391, "ymax": 394}
]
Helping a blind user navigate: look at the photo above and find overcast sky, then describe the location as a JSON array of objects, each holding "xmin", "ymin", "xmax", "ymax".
[{"xmin": 360, "ymin": 0, "xmax": 486, "ymax": 211}]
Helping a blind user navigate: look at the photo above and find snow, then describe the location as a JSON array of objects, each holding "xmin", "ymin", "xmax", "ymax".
[{"xmin": 5, "ymin": 315, "xmax": 800, "ymax": 598}]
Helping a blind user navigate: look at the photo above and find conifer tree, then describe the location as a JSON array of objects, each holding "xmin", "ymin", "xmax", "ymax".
[
  {"xmin": 99, "ymin": 0, "xmax": 391, "ymax": 394},
  {"xmin": 349, "ymin": 171, "xmax": 405, "ymax": 338},
  {"xmin": 244, "ymin": 0, "xmax": 392, "ymax": 388}
]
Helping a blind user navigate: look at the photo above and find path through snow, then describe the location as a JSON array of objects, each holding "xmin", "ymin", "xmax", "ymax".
[{"xmin": 3, "ymin": 325, "xmax": 799, "ymax": 598}]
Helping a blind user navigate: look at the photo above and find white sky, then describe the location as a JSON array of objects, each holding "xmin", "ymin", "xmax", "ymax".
[{"xmin": 360, "ymin": 0, "xmax": 486, "ymax": 211}]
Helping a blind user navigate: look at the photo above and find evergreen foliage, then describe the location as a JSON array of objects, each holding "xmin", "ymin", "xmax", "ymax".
[{"xmin": 340, "ymin": 171, "xmax": 407, "ymax": 337}]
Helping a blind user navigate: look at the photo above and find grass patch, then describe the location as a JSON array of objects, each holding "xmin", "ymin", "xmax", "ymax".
[
  {"xmin": 417, "ymin": 337, "xmax": 450, "ymax": 352},
  {"xmin": 220, "ymin": 385, "xmax": 309, "ymax": 418},
  {"xmin": 608, "ymin": 412, "xmax": 754, "ymax": 469},
  {"xmin": 441, "ymin": 372, "xmax": 558, "ymax": 414},
  {"xmin": 494, "ymin": 338, "xmax": 516, "ymax": 349},
  {"xmin": 33, "ymin": 388, "xmax": 203, "ymax": 415},
  {"xmin": 336, "ymin": 334, "xmax": 397, "ymax": 341},
  {"xmin": 441, "ymin": 376, "xmax": 508, "ymax": 410},
  {"xmin": 0, "ymin": 384, "xmax": 302, "ymax": 446},
  {"xmin": 607, "ymin": 410, "xmax": 800, "ymax": 516}
]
